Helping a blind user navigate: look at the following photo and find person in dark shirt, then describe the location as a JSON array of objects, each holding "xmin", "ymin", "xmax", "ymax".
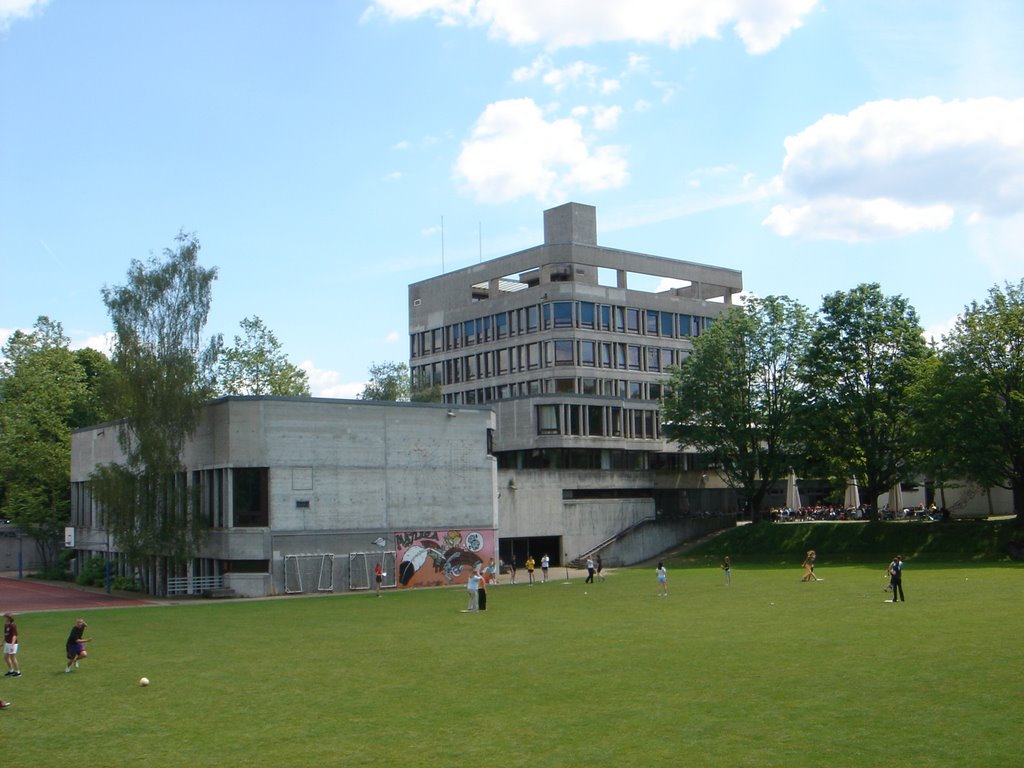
[
  {"xmin": 4, "ymin": 612, "xmax": 20, "ymax": 677},
  {"xmin": 65, "ymin": 618, "xmax": 92, "ymax": 673}
]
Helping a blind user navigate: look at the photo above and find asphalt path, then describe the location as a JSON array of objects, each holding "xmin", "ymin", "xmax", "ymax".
[{"xmin": 0, "ymin": 575, "xmax": 155, "ymax": 614}]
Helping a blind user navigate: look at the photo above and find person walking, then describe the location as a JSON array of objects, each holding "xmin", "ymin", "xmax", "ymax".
[
  {"xmin": 585, "ymin": 557, "xmax": 595, "ymax": 584},
  {"xmin": 65, "ymin": 618, "xmax": 92, "ymax": 672},
  {"xmin": 507, "ymin": 557, "xmax": 517, "ymax": 585},
  {"xmin": 721, "ymin": 556, "xmax": 732, "ymax": 587},
  {"xmin": 656, "ymin": 562, "xmax": 668, "ymax": 596},
  {"xmin": 3, "ymin": 613, "xmax": 20, "ymax": 677},
  {"xmin": 596, "ymin": 555, "xmax": 605, "ymax": 582},
  {"xmin": 889, "ymin": 555, "xmax": 905, "ymax": 602},
  {"xmin": 801, "ymin": 550, "xmax": 820, "ymax": 582}
]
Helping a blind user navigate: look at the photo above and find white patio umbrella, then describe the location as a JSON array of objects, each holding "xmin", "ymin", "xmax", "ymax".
[
  {"xmin": 844, "ymin": 476, "xmax": 861, "ymax": 509},
  {"xmin": 889, "ymin": 483, "xmax": 905, "ymax": 515},
  {"xmin": 785, "ymin": 469, "xmax": 802, "ymax": 511}
]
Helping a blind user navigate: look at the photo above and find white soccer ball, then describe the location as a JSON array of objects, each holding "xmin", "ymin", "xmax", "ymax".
[{"xmin": 139, "ymin": 677, "xmax": 150, "ymax": 687}]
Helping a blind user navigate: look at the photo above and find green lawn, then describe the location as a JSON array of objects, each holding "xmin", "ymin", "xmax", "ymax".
[{"xmin": 6, "ymin": 558, "xmax": 1022, "ymax": 767}]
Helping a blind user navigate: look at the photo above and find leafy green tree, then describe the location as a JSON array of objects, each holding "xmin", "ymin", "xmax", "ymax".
[
  {"xmin": 70, "ymin": 346, "xmax": 116, "ymax": 428},
  {"xmin": 0, "ymin": 317, "xmax": 87, "ymax": 568},
  {"xmin": 663, "ymin": 296, "xmax": 811, "ymax": 522},
  {"xmin": 359, "ymin": 361, "xmax": 410, "ymax": 401},
  {"xmin": 216, "ymin": 315, "xmax": 310, "ymax": 396},
  {"xmin": 90, "ymin": 232, "xmax": 220, "ymax": 594},
  {"xmin": 915, "ymin": 281, "xmax": 1024, "ymax": 521},
  {"xmin": 799, "ymin": 283, "xmax": 928, "ymax": 519}
]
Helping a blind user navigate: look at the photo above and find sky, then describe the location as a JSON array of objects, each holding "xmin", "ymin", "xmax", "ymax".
[{"xmin": 2, "ymin": 0, "xmax": 1023, "ymax": 397}]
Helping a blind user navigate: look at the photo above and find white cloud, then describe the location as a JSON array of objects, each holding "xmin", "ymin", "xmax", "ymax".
[
  {"xmin": 966, "ymin": 211, "xmax": 1024, "ymax": 279},
  {"xmin": 591, "ymin": 104, "xmax": 621, "ymax": 131},
  {"xmin": 0, "ymin": 0, "xmax": 49, "ymax": 30},
  {"xmin": 454, "ymin": 97, "xmax": 628, "ymax": 203},
  {"xmin": 764, "ymin": 197, "xmax": 954, "ymax": 241},
  {"xmin": 70, "ymin": 332, "xmax": 115, "ymax": 356},
  {"xmin": 367, "ymin": 0, "xmax": 818, "ymax": 54},
  {"xmin": 600, "ymin": 79, "xmax": 620, "ymax": 95},
  {"xmin": 384, "ymin": 170, "xmax": 403, "ymax": 181},
  {"xmin": 542, "ymin": 60, "xmax": 601, "ymax": 92},
  {"xmin": 300, "ymin": 361, "xmax": 365, "ymax": 399},
  {"xmin": 382, "ymin": 330, "xmax": 401, "ymax": 343},
  {"xmin": 765, "ymin": 97, "xmax": 1024, "ymax": 241}
]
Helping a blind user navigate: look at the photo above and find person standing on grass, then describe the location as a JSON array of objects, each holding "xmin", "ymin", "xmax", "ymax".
[
  {"xmin": 889, "ymin": 555, "xmax": 905, "ymax": 603},
  {"xmin": 4, "ymin": 613, "xmax": 20, "ymax": 677},
  {"xmin": 541, "ymin": 554, "xmax": 550, "ymax": 582},
  {"xmin": 465, "ymin": 572, "xmax": 482, "ymax": 612},
  {"xmin": 65, "ymin": 618, "xmax": 92, "ymax": 672},
  {"xmin": 801, "ymin": 550, "xmax": 820, "ymax": 582},
  {"xmin": 485, "ymin": 558, "xmax": 498, "ymax": 585},
  {"xmin": 656, "ymin": 562, "xmax": 668, "ymax": 596},
  {"xmin": 596, "ymin": 555, "xmax": 605, "ymax": 582},
  {"xmin": 375, "ymin": 562, "xmax": 384, "ymax": 596},
  {"xmin": 525, "ymin": 555, "xmax": 535, "ymax": 584},
  {"xmin": 508, "ymin": 557, "xmax": 517, "ymax": 585},
  {"xmin": 585, "ymin": 557, "xmax": 595, "ymax": 584},
  {"xmin": 721, "ymin": 556, "xmax": 732, "ymax": 586}
]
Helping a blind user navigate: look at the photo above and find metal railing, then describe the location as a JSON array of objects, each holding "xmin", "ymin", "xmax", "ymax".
[{"xmin": 166, "ymin": 575, "xmax": 224, "ymax": 596}]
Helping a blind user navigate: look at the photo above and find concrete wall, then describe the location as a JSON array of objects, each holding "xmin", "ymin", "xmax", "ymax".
[
  {"xmin": 594, "ymin": 515, "xmax": 736, "ymax": 567},
  {"xmin": 69, "ymin": 397, "xmax": 498, "ymax": 596}
]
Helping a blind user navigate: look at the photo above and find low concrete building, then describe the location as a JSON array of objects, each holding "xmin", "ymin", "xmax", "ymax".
[{"xmin": 69, "ymin": 396, "xmax": 498, "ymax": 597}]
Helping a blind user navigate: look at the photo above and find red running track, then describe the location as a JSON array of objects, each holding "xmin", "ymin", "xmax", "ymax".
[{"xmin": 0, "ymin": 576, "xmax": 155, "ymax": 614}]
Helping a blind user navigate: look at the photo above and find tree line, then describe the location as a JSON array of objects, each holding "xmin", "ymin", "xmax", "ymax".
[{"xmin": 663, "ymin": 282, "xmax": 1024, "ymax": 524}]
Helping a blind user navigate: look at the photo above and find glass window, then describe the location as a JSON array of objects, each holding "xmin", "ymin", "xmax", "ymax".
[
  {"xmin": 526, "ymin": 342, "xmax": 540, "ymax": 369},
  {"xmin": 432, "ymin": 328, "xmax": 443, "ymax": 352},
  {"xmin": 581, "ymin": 377, "xmax": 597, "ymax": 395},
  {"xmin": 555, "ymin": 377, "xmax": 575, "ymax": 393},
  {"xmin": 626, "ymin": 308, "xmax": 640, "ymax": 333},
  {"xmin": 629, "ymin": 381, "xmax": 642, "ymax": 399},
  {"xmin": 543, "ymin": 303, "xmax": 551, "ymax": 329},
  {"xmin": 451, "ymin": 323, "xmax": 462, "ymax": 349},
  {"xmin": 579, "ymin": 302, "xmax": 595, "ymax": 328},
  {"xmin": 568, "ymin": 405, "xmax": 582, "ymax": 435},
  {"xmin": 233, "ymin": 468, "xmax": 268, "ymax": 527},
  {"xmin": 614, "ymin": 306, "xmax": 625, "ymax": 332},
  {"xmin": 554, "ymin": 340, "xmax": 574, "ymax": 365},
  {"xmin": 678, "ymin": 314, "xmax": 692, "ymax": 337},
  {"xmin": 526, "ymin": 305, "xmax": 539, "ymax": 332},
  {"xmin": 646, "ymin": 311, "xmax": 659, "ymax": 335},
  {"xmin": 610, "ymin": 406, "xmax": 622, "ymax": 436},
  {"xmin": 538, "ymin": 404, "xmax": 560, "ymax": 435},
  {"xmin": 616, "ymin": 343, "xmax": 626, "ymax": 368},
  {"xmin": 553, "ymin": 302, "xmax": 573, "ymax": 328},
  {"xmin": 481, "ymin": 315, "xmax": 492, "ymax": 342},
  {"xmin": 649, "ymin": 382, "xmax": 663, "ymax": 401},
  {"xmin": 647, "ymin": 347, "xmax": 661, "ymax": 371},
  {"xmin": 587, "ymin": 405, "xmax": 604, "ymax": 435},
  {"xmin": 580, "ymin": 340, "xmax": 595, "ymax": 366},
  {"xmin": 661, "ymin": 311, "xmax": 674, "ymax": 337},
  {"xmin": 464, "ymin": 319, "xmax": 476, "ymax": 345},
  {"xmin": 497, "ymin": 348, "xmax": 509, "ymax": 375},
  {"xmin": 600, "ymin": 343, "xmax": 612, "ymax": 368},
  {"xmin": 627, "ymin": 345, "xmax": 641, "ymax": 370},
  {"xmin": 600, "ymin": 305, "xmax": 611, "ymax": 331},
  {"xmin": 495, "ymin": 312, "xmax": 508, "ymax": 338}
]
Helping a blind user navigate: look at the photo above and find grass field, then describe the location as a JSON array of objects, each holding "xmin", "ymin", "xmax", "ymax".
[{"xmin": 5, "ymin": 554, "xmax": 1022, "ymax": 767}]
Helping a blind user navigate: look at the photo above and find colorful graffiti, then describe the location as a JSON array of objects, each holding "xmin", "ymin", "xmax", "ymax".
[{"xmin": 394, "ymin": 528, "xmax": 495, "ymax": 588}]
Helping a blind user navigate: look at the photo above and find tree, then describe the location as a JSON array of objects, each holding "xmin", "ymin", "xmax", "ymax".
[
  {"xmin": 216, "ymin": 315, "xmax": 310, "ymax": 396},
  {"xmin": 89, "ymin": 232, "xmax": 220, "ymax": 594},
  {"xmin": 798, "ymin": 283, "xmax": 928, "ymax": 519},
  {"xmin": 0, "ymin": 317, "xmax": 87, "ymax": 569},
  {"xmin": 663, "ymin": 296, "xmax": 811, "ymax": 522},
  {"xmin": 359, "ymin": 361, "xmax": 410, "ymax": 401},
  {"xmin": 70, "ymin": 347, "xmax": 116, "ymax": 428},
  {"xmin": 915, "ymin": 281, "xmax": 1024, "ymax": 521}
]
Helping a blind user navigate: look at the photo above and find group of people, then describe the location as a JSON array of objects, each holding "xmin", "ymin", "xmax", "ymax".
[{"xmin": 0, "ymin": 614, "xmax": 92, "ymax": 711}]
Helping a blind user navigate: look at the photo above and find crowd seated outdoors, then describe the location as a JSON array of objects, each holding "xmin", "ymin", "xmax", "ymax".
[{"xmin": 772, "ymin": 503, "xmax": 939, "ymax": 522}]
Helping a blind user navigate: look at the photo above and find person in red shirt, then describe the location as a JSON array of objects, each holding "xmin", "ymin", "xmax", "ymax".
[{"xmin": 3, "ymin": 613, "xmax": 20, "ymax": 677}]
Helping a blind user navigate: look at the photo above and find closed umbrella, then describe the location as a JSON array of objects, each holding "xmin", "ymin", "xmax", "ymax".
[
  {"xmin": 889, "ymin": 483, "xmax": 905, "ymax": 516},
  {"xmin": 785, "ymin": 469, "xmax": 802, "ymax": 511},
  {"xmin": 844, "ymin": 477, "xmax": 861, "ymax": 510}
]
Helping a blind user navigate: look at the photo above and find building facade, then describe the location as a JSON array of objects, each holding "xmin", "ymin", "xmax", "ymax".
[
  {"xmin": 69, "ymin": 397, "xmax": 498, "ymax": 597},
  {"xmin": 409, "ymin": 203, "xmax": 744, "ymax": 565}
]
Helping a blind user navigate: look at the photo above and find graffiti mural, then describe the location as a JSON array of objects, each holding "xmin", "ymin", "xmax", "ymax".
[{"xmin": 395, "ymin": 528, "xmax": 495, "ymax": 588}]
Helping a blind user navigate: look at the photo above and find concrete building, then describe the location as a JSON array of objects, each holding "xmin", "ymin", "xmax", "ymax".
[
  {"xmin": 69, "ymin": 396, "xmax": 497, "ymax": 597},
  {"xmin": 409, "ymin": 203, "xmax": 744, "ymax": 566}
]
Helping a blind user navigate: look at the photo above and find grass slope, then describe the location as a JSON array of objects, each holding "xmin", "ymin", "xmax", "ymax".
[
  {"xmin": 677, "ymin": 519, "xmax": 1023, "ymax": 567},
  {"xmin": 5, "ymin": 558, "xmax": 1022, "ymax": 767}
]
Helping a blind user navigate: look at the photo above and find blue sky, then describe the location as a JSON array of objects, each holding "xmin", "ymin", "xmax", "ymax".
[{"xmin": 2, "ymin": 0, "xmax": 1023, "ymax": 396}]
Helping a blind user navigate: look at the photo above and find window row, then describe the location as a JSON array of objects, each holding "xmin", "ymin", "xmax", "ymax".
[
  {"xmin": 413, "ymin": 340, "xmax": 689, "ymax": 388},
  {"xmin": 411, "ymin": 301, "xmax": 713, "ymax": 358},
  {"xmin": 444, "ymin": 377, "xmax": 668, "ymax": 406},
  {"xmin": 536, "ymin": 403, "xmax": 661, "ymax": 440}
]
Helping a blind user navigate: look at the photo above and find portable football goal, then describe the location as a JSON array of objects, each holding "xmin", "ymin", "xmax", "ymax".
[
  {"xmin": 283, "ymin": 553, "xmax": 335, "ymax": 594},
  {"xmin": 349, "ymin": 550, "xmax": 397, "ymax": 591}
]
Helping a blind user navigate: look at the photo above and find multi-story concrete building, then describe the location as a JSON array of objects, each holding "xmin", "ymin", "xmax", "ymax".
[
  {"xmin": 70, "ymin": 397, "xmax": 498, "ymax": 596},
  {"xmin": 409, "ymin": 203, "xmax": 744, "ymax": 566}
]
